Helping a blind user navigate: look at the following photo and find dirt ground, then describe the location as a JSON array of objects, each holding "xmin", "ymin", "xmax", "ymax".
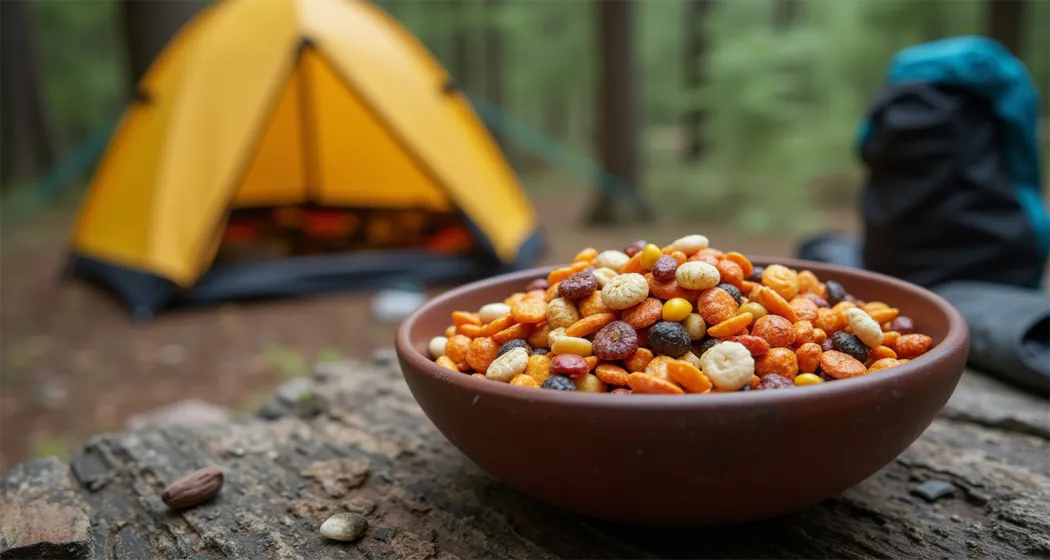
[{"xmin": 0, "ymin": 189, "xmax": 860, "ymax": 474}]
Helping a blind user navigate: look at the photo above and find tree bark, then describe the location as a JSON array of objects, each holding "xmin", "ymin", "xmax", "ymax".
[
  {"xmin": 483, "ymin": 0, "xmax": 506, "ymax": 152},
  {"xmin": 120, "ymin": 0, "xmax": 201, "ymax": 91},
  {"xmin": 0, "ymin": 0, "xmax": 58, "ymax": 189},
  {"xmin": 682, "ymin": 0, "xmax": 713, "ymax": 162},
  {"xmin": 2, "ymin": 353, "xmax": 1048, "ymax": 559},
  {"xmin": 986, "ymin": 0, "xmax": 1026, "ymax": 56},
  {"xmin": 586, "ymin": 0, "xmax": 645, "ymax": 225}
]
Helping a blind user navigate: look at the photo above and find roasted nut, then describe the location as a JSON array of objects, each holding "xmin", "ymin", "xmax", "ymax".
[
  {"xmin": 670, "ymin": 234, "xmax": 710, "ymax": 255},
  {"xmin": 551, "ymin": 335, "xmax": 593, "ymax": 356},
  {"xmin": 595, "ymin": 250, "xmax": 630, "ymax": 272},
  {"xmin": 761, "ymin": 264, "xmax": 800, "ymax": 300},
  {"xmin": 486, "ymin": 347, "xmax": 529, "ymax": 382},
  {"xmin": 676, "ymin": 261, "xmax": 721, "ymax": 290},
  {"xmin": 161, "ymin": 467, "xmax": 224, "ymax": 510},
  {"xmin": 845, "ymin": 308, "xmax": 884, "ymax": 348},
  {"xmin": 428, "ymin": 336, "xmax": 448, "ymax": 358},
  {"xmin": 683, "ymin": 313, "xmax": 707, "ymax": 340},
  {"xmin": 592, "ymin": 267, "xmax": 618, "ymax": 287},
  {"xmin": 479, "ymin": 303, "xmax": 511, "ymax": 324},
  {"xmin": 546, "ymin": 297, "xmax": 581, "ymax": 329}
]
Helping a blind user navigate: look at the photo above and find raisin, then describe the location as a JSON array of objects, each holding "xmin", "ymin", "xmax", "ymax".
[
  {"xmin": 832, "ymin": 331, "xmax": 869, "ymax": 363},
  {"xmin": 525, "ymin": 278, "xmax": 550, "ymax": 292},
  {"xmin": 716, "ymin": 283, "xmax": 742, "ymax": 305},
  {"xmin": 498, "ymin": 339, "xmax": 532, "ymax": 357},
  {"xmin": 558, "ymin": 271, "xmax": 598, "ymax": 300},
  {"xmin": 592, "ymin": 320, "xmax": 640, "ymax": 361},
  {"xmin": 695, "ymin": 336, "xmax": 721, "ymax": 357},
  {"xmin": 755, "ymin": 374, "xmax": 795, "ymax": 390},
  {"xmin": 541, "ymin": 375, "xmax": 577, "ymax": 391},
  {"xmin": 623, "ymin": 240, "xmax": 648, "ymax": 257},
  {"xmin": 804, "ymin": 293, "xmax": 830, "ymax": 308},
  {"xmin": 651, "ymin": 256, "xmax": 679, "ymax": 282},
  {"xmin": 890, "ymin": 316, "xmax": 916, "ymax": 335},
  {"xmin": 648, "ymin": 321, "xmax": 692, "ymax": 357},
  {"xmin": 825, "ymin": 281, "xmax": 847, "ymax": 306},
  {"xmin": 748, "ymin": 265, "xmax": 765, "ymax": 283},
  {"xmin": 610, "ymin": 387, "xmax": 633, "ymax": 394},
  {"xmin": 821, "ymin": 338, "xmax": 836, "ymax": 353},
  {"xmin": 530, "ymin": 348, "xmax": 550, "ymax": 356},
  {"xmin": 550, "ymin": 354, "xmax": 589, "ymax": 377}
]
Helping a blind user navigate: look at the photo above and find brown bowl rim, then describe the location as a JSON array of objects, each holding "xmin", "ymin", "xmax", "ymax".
[{"xmin": 395, "ymin": 256, "xmax": 970, "ymax": 407}]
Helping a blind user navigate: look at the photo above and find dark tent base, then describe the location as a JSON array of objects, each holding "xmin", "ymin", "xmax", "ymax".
[{"xmin": 66, "ymin": 230, "xmax": 546, "ymax": 321}]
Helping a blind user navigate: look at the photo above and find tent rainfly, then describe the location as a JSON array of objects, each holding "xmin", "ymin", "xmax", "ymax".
[{"xmin": 66, "ymin": 0, "xmax": 544, "ymax": 320}]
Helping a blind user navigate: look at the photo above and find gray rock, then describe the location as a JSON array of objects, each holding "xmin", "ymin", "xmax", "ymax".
[
  {"xmin": 33, "ymin": 380, "xmax": 68, "ymax": 411},
  {"xmin": 371, "ymin": 348, "xmax": 398, "ymax": 366},
  {"xmin": 125, "ymin": 399, "xmax": 229, "ymax": 430},
  {"xmin": 0, "ymin": 458, "xmax": 92, "ymax": 558},
  {"xmin": 912, "ymin": 479, "xmax": 956, "ymax": 503},
  {"xmin": 276, "ymin": 378, "xmax": 314, "ymax": 405},
  {"xmin": 314, "ymin": 360, "xmax": 355, "ymax": 381}
]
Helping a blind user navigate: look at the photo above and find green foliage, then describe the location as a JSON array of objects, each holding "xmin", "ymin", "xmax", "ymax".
[{"xmin": 23, "ymin": 0, "xmax": 1050, "ymax": 229}]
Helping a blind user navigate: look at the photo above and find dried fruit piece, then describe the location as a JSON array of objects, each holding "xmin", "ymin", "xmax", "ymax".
[
  {"xmin": 755, "ymin": 374, "xmax": 795, "ymax": 390},
  {"xmin": 797, "ymin": 270, "xmax": 821, "ymax": 295},
  {"xmin": 601, "ymin": 273, "xmax": 650, "ymax": 310},
  {"xmin": 627, "ymin": 372, "xmax": 685, "ymax": 394},
  {"xmin": 527, "ymin": 322, "xmax": 552, "ymax": 349},
  {"xmin": 574, "ymin": 247, "xmax": 599, "ymax": 263},
  {"xmin": 707, "ymin": 313, "xmax": 753, "ymax": 338},
  {"xmin": 595, "ymin": 363, "xmax": 630, "ymax": 386},
  {"xmin": 624, "ymin": 347, "xmax": 655, "ymax": 372},
  {"xmin": 868, "ymin": 358, "xmax": 902, "ymax": 373},
  {"xmin": 592, "ymin": 320, "xmax": 640, "ymax": 361},
  {"xmin": 452, "ymin": 311, "xmax": 482, "ymax": 326},
  {"xmin": 832, "ymin": 331, "xmax": 870, "ymax": 363},
  {"xmin": 435, "ymin": 356, "xmax": 460, "ymax": 372},
  {"xmin": 480, "ymin": 315, "xmax": 515, "ymax": 337},
  {"xmin": 890, "ymin": 316, "xmax": 916, "ymax": 335},
  {"xmin": 695, "ymin": 336, "xmax": 721, "ymax": 357},
  {"xmin": 550, "ymin": 354, "xmax": 589, "ymax": 377},
  {"xmin": 579, "ymin": 290, "xmax": 614, "ymax": 317},
  {"xmin": 722, "ymin": 335, "xmax": 770, "ymax": 357},
  {"xmin": 761, "ymin": 264, "xmax": 800, "ymax": 300},
  {"xmin": 825, "ymin": 280, "xmax": 847, "ymax": 306},
  {"xmin": 621, "ymin": 297, "xmax": 664, "ymax": 329},
  {"xmin": 498, "ymin": 339, "xmax": 531, "ymax": 357},
  {"xmin": 559, "ymin": 271, "xmax": 599, "ymax": 300},
  {"xmin": 738, "ymin": 301, "xmax": 768, "ymax": 322},
  {"xmin": 648, "ymin": 321, "xmax": 693, "ymax": 357},
  {"xmin": 162, "ymin": 467, "xmax": 224, "ymax": 510},
  {"xmin": 646, "ymin": 274, "xmax": 700, "ymax": 302},
  {"xmin": 644, "ymin": 355, "xmax": 676, "ymax": 381},
  {"xmin": 652, "ymin": 255, "xmax": 680, "ymax": 282},
  {"xmin": 814, "ymin": 307, "xmax": 846, "ymax": 334},
  {"xmin": 819, "ymin": 350, "xmax": 867, "ymax": 378},
  {"xmin": 511, "ymin": 298, "xmax": 548, "ymax": 323},
  {"xmin": 896, "ymin": 334, "xmax": 933, "ymax": 359},
  {"xmin": 723, "ymin": 252, "xmax": 754, "ymax": 278},
  {"xmin": 565, "ymin": 313, "xmax": 617, "ymax": 338},
  {"xmin": 610, "ymin": 388, "xmax": 633, "ymax": 395},
  {"xmin": 510, "ymin": 375, "xmax": 540, "ymax": 388},
  {"xmin": 541, "ymin": 375, "xmax": 577, "ymax": 390},
  {"xmin": 623, "ymin": 240, "xmax": 647, "ymax": 257},
  {"xmin": 666, "ymin": 360, "xmax": 713, "ymax": 393},
  {"xmin": 754, "ymin": 347, "xmax": 799, "ymax": 379},
  {"xmin": 493, "ymin": 322, "xmax": 533, "ymax": 344},
  {"xmin": 757, "ymin": 287, "xmax": 798, "ymax": 323},
  {"xmin": 698, "ymin": 341, "xmax": 755, "ymax": 391}
]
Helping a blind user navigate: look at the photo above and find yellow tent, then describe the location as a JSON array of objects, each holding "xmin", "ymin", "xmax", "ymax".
[{"xmin": 67, "ymin": 0, "xmax": 543, "ymax": 319}]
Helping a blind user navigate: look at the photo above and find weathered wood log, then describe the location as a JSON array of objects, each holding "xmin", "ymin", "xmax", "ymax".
[{"xmin": 2, "ymin": 349, "xmax": 1047, "ymax": 559}]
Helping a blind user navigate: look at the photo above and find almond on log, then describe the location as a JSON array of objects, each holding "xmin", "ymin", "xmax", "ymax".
[{"xmin": 161, "ymin": 466, "xmax": 224, "ymax": 510}]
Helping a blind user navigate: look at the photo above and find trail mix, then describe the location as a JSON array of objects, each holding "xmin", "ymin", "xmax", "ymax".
[{"xmin": 427, "ymin": 235, "xmax": 935, "ymax": 394}]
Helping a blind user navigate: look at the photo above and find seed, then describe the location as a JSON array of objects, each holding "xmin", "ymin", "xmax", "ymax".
[
  {"xmin": 640, "ymin": 244, "xmax": 664, "ymax": 269},
  {"xmin": 428, "ymin": 336, "xmax": 448, "ymax": 358},
  {"xmin": 479, "ymin": 303, "xmax": 512, "ymax": 324},
  {"xmin": 320, "ymin": 512, "xmax": 369, "ymax": 542},
  {"xmin": 676, "ymin": 262, "xmax": 721, "ymax": 290}
]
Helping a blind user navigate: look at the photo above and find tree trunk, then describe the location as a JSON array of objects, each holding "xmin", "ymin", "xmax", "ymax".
[
  {"xmin": 586, "ymin": 0, "xmax": 646, "ymax": 225},
  {"xmin": 120, "ymin": 0, "xmax": 201, "ymax": 90},
  {"xmin": 682, "ymin": 0, "xmax": 713, "ymax": 162},
  {"xmin": 986, "ymin": 0, "xmax": 1026, "ymax": 56},
  {"xmin": 0, "ymin": 0, "xmax": 58, "ymax": 189},
  {"xmin": 483, "ymin": 0, "xmax": 506, "ymax": 152},
  {"xmin": 772, "ymin": 0, "xmax": 798, "ymax": 30}
]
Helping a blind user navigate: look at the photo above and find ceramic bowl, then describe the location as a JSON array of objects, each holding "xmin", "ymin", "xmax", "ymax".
[{"xmin": 395, "ymin": 258, "xmax": 969, "ymax": 525}]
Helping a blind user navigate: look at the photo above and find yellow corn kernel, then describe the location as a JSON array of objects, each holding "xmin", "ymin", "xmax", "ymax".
[
  {"xmin": 574, "ymin": 373, "xmax": 607, "ymax": 393},
  {"xmin": 794, "ymin": 373, "xmax": 824, "ymax": 386},
  {"xmin": 662, "ymin": 297, "xmax": 693, "ymax": 322},
  {"xmin": 640, "ymin": 244, "xmax": 663, "ymax": 270}
]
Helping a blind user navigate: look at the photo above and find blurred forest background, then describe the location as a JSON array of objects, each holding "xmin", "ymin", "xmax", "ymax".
[{"xmin": 3, "ymin": 0, "xmax": 1048, "ymax": 235}]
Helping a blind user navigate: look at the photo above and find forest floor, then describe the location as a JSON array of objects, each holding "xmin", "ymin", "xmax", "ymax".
[{"xmin": 0, "ymin": 187, "xmax": 860, "ymax": 473}]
